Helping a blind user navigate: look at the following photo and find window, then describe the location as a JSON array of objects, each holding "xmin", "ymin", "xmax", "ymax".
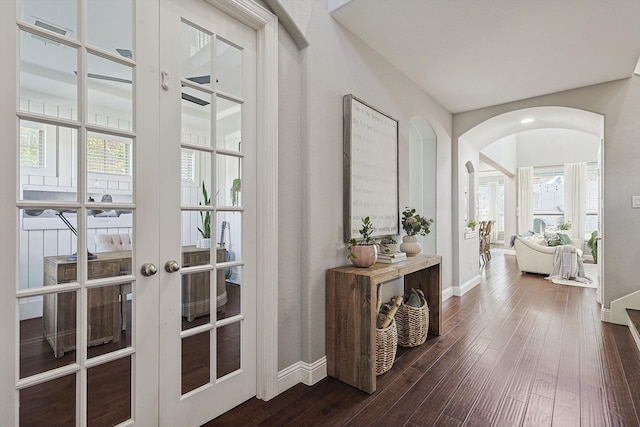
[
  {"xmin": 181, "ymin": 150, "xmax": 195, "ymax": 182},
  {"xmin": 87, "ymin": 136, "xmax": 131, "ymax": 175},
  {"xmin": 532, "ymin": 164, "xmax": 599, "ymax": 235},
  {"xmin": 20, "ymin": 126, "xmax": 45, "ymax": 168}
]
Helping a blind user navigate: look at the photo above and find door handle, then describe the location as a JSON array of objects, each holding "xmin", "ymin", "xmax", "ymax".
[
  {"xmin": 164, "ymin": 260, "xmax": 180, "ymax": 273},
  {"xmin": 141, "ymin": 263, "xmax": 158, "ymax": 276}
]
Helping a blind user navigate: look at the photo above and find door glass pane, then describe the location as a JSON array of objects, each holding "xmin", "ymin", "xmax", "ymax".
[
  {"xmin": 216, "ymin": 212, "xmax": 242, "ymax": 261},
  {"xmin": 20, "ymin": 0, "xmax": 77, "ymax": 41},
  {"xmin": 182, "ymin": 332, "xmax": 211, "ymax": 395},
  {"xmin": 87, "ymin": 54, "xmax": 133, "ymax": 131},
  {"xmin": 19, "ymin": 293, "xmax": 76, "ymax": 378},
  {"xmin": 217, "ymin": 322, "xmax": 240, "ymax": 378},
  {"xmin": 181, "ymin": 269, "xmax": 211, "ymax": 329},
  {"xmin": 20, "ymin": 29, "xmax": 78, "ymax": 120},
  {"xmin": 86, "ymin": 132, "xmax": 134, "ymax": 193},
  {"xmin": 182, "ymin": 87, "xmax": 212, "ymax": 148},
  {"xmin": 180, "ymin": 150, "xmax": 211, "ymax": 204},
  {"xmin": 87, "ymin": 0, "xmax": 133, "ymax": 58},
  {"xmin": 87, "ymin": 284, "xmax": 130, "ymax": 358},
  {"xmin": 20, "ymin": 121, "xmax": 78, "ymax": 202},
  {"xmin": 87, "ymin": 356, "xmax": 132, "ymax": 426},
  {"xmin": 20, "ymin": 374, "xmax": 76, "ymax": 426},
  {"xmin": 216, "ymin": 153, "xmax": 242, "ymax": 207},
  {"xmin": 216, "ymin": 96, "xmax": 241, "ymax": 151},
  {"xmin": 217, "ymin": 266, "xmax": 240, "ymax": 320},
  {"xmin": 182, "ymin": 22, "xmax": 212, "ymax": 88},
  {"xmin": 216, "ymin": 38, "xmax": 242, "ymax": 97}
]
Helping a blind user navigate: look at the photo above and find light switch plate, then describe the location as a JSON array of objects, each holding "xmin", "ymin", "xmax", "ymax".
[{"xmin": 633, "ymin": 196, "xmax": 640, "ymax": 208}]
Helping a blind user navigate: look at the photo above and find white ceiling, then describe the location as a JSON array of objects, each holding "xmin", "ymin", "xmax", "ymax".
[{"xmin": 330, "ymin": 0, "xmax": 640, "ymax": 114}]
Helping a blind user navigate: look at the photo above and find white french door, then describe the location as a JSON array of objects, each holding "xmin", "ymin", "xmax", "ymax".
[
  {"xmin": 157, "ymin": 0, "xmax": 258, "ymax": 425},
  {"xmin": 0, "ymin": 0, "xmax": 276, "ymax": 425}
]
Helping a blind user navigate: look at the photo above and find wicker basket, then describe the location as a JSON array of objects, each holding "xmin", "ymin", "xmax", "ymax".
[
  {"xmin": 375, "ymin": 319, "xmax": 398, "ymax": 375},
  {"xmin": 395, "ymin": 299, "xmax": 429, "ymax": 347}
]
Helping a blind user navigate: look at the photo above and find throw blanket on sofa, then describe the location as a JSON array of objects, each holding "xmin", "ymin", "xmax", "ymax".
[{"xmin": 548, "ymin": 245, "xmax": 590, "ymax": 282}]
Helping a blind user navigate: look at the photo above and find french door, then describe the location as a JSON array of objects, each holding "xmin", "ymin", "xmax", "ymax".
[
  {"xmin": 157, "ymin": 0, "xmax": 257, "ymax": 425},
  {"xmin": 0, "ymin": 0, "xmax": 277, "ymax": 425}
]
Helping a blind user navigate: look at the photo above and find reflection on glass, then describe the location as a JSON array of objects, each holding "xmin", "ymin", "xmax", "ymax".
[
  {"xmin": 217, "ymin": 322, "xmax": 240, "ymax": 379},
  {"xmin": 87, "ymin": 54, "xmax": 133, "ymax": 131},
  {"xmin": 20, "ymin": 0, "xmax": 77, "ymax": 40},
  {"xmin": 43, "ymin": 290, "xmax": 77, "ymax": 359},
  {"xmin": 216, "ymin": 38, "xmax": 242, "ymax": 97},
  {"xmin": 86, "ymin": 131, "xmax": 133, "ymax": 199},
  {"xmin": 182, "ymin": 22, "xmax": 211, "ymax": 87},
  {"xmin": 20, "ymin": 374, "xmax": 76, "ymax": 426},
  {"xmin": 217, "ymin": 266, "xmax": 240, "ymax": 320},
  {"xmin": 87, "ymin": 0, "xmax": 133, "ymax": 58},
  {"xmin": 216, "ymin": 96, "xmax": 242, "ymax": 151},
  {"xmin": 182, "ymin": 332, "xmax": 211, "ymax": 395},
  {"xmin": 87, "ymin": 284, "xmax": 130, "ymax": 358},
  {"xmin": 20, "ymin": 30, "xmax": 78, "ymax": 120},
  {"xmin": 180, "ymin": 150, "xmax": 212, "ymax": 205},
  {"xmin": 216, "ymin": 153, "xmax": 242, "ymax": 207},
  {"xmin": 182, "ymin": 87, "xmax": 212, "ymax": 148},
  {"xmin": 19, "ymin": 122, "xmax": 78, "ymax": 201},
  {"xmin": 182, "ymin": 270, "xmax": 212, "ymax": 329},
  {"xmin": 216, "ymin": 212, "xmax": 242, "ymax": 262},
  {"xmin": 87, "ymin": 357, "xmax": 132, "ymax": 426},
  {"xmin": 19, "ymin": 294, "xmax": 75, "ymax": 378}
]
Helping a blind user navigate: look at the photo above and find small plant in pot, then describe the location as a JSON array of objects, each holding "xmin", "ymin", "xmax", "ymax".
[
  {"xmin": 467, "ymin": 219, "xmax": 477, "ymax": 231},
  {"xmin": 197, "ymin": 181, "xmax": 212, "ymax": 248},
  {"xmin": 400, "ymin": 208, "xmax": 434, "ymax": 256},
  {"xmin": 347, "ymin": 216, "xmax": 378, "ymax": 267}
]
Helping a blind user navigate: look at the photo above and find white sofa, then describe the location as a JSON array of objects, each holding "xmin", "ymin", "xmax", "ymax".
[{"xmin": 513, "ymin": 235, "xmax": 582, "ymax": 277}]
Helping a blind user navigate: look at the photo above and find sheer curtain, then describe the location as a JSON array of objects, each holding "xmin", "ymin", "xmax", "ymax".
[
  {"xmin": 517, "ymin": 167, "xmax": 533, "ymax": 234},
  {"xmin": 488, "ymin": 181, "xmax": 499, "ymax": 242},
  {"xmin": 564, "ymin": 162, "xmax": 587, "ymax": 241}
]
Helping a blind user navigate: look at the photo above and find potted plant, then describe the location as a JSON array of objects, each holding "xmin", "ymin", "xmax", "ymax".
[
  {"xmin": 557, "ymin": 220, "xmax": 572, "ymax": 231},
  {"xmin": 400, "ymin": 208, "xmax": 434, "ymax": 256},
  {"xmin": 197, "ymin": 181, "xmax": 212, "ymax": 248},
  {"xmin": 467, "ymin": 219, "xmax": 478, "ymax": 231},
  {"xmin": 347, "ymin": 216, "xmax": 378, "ymax": 267}
]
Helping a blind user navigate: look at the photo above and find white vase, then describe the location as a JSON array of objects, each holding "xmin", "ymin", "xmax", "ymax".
[
  {"xmin": 400, "ymin": 235, "xmax": 422, "ymax": 257},
  {"xmin": 198, "ymin": 238, "xmax": 212, "ymax": 249}
]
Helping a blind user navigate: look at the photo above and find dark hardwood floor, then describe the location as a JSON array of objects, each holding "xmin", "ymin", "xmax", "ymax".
[{"xmin": 205, "ymin": 250, "xmax": 640, "ymax": 427}]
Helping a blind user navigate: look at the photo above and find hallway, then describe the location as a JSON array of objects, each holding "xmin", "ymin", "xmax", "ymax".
[{"xmin": 206, "ymin": 252, "xmax": 640, "ymax": 426}]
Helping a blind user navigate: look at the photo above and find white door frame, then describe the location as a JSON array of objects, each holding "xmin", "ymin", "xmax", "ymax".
[{"xmin": 213, "ymin": 0, "xmax": 280, "ymax": 402}]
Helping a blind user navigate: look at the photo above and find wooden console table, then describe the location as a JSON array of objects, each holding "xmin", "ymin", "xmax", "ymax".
[{"xmin": 326, "ymin": 254, "xmax": 442, "ymax": 394}]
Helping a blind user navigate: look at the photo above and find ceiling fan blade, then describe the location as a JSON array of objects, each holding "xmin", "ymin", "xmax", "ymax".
[
  {"xmin": 182, "ymin": 92, "xmax": 210, "ymax": 106},
  {"xmin": 75, "ymin": 71, "xmax": 132, "ymax": 84},
  {"xmin": 116, "ymin": 48, "xmax": 132, "ymax": 59},
  {"xmin": 186, "ymin": 75, "xmax": 211, "ymax": 85}
]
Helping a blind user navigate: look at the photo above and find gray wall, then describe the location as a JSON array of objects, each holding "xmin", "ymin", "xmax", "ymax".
[
  {"xmin": 274, "ymin": 1, "xmax": 453, "ymax": 369},
  {"xmin": 454, "ymin": 76, "xmax": 640, "ymax": 308}
]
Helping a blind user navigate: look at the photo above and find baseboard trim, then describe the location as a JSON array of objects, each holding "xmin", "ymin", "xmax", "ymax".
[
  {"xmin": 442, "ymin": 286, "xmax": 453, "ymax": 301},
  {"xmin": 276, "ymin": 356, "xmax": 327, "ymax": 395},
  {"xmin": 453, "ymin": 275, "xmax": 481, "ymax": 297},
  {"xmin": 601, "ymin": 307, "xmax": 612, "ymax": 323},
  {"xmin": 502, "ymin": 249, "xmax": 515, "ymax": 256}
]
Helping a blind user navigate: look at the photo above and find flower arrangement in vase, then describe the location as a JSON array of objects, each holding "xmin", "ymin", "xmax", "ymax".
[
  {"xmin": 400, "ymin": 208, "xmax": 434, "ymax": 256},
  {"xmin": 347, "ymin": 216, "xmax": 378, "ymax": 267}
]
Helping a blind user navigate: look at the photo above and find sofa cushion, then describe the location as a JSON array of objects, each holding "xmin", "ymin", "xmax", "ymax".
[{"xmin": 558, "ymin": 233, "xmax": 573, "ymax": 245}]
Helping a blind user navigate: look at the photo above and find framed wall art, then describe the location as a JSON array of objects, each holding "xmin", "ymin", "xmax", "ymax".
[{"xmin": 343, "ymin": 94, "xmax": 399, "ymax": 241}]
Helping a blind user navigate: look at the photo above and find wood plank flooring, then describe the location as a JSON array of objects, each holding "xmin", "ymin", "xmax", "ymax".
[{"xmin": 205, "ymin": 250, "xmax": 640, "ymax": 427}]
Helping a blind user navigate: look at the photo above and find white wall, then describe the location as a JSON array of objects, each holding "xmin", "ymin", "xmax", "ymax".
[
  {"xmin": 274, "ymin": 1, "xmax": 453, "ymax": 369},
  {"xmin": 516, "ymin": 128, "xmax": 599, "ymax": 167}
]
